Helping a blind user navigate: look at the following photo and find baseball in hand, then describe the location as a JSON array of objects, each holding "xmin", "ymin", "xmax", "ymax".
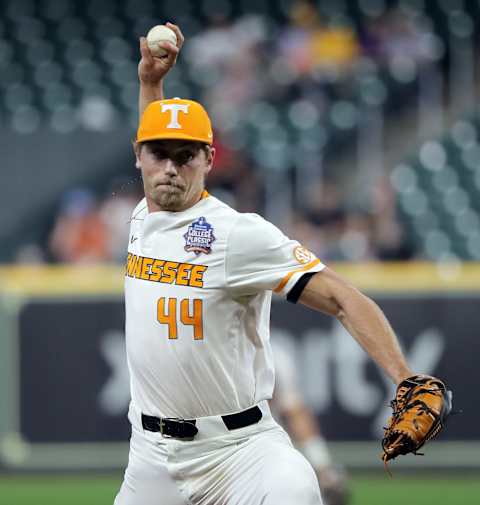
[{"xmin": 146, "ymin": 25, "xmax": 178, "ymax": 57}]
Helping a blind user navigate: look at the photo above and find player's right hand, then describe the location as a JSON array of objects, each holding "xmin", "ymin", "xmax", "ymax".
[{"xmin": 138, "ymin": 22, "xmax": 185, "ymax": 85}]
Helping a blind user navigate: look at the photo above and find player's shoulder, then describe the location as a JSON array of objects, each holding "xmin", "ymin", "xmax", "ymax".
[
  {"xmin": 235, "ymin": 211, "xmax": 273, "ymax": 227},
  {"xmin": 234, "ymin": 211, "xmax": 284, "ymax": 236},
  {"xmin": 203, "ymin": 194, "xmax": 242, "ymax": 223},
  {"xmin": 225, "ymin": 210, "xmax": 288, "ymax": 249},
  {"xmin": 204, "ymin": 196, "xmax": 282, "ymax": 243},
  {"xmin": 205, "ymin": 194, "xmax": 237, "ymax": 214},
  {"xmin": 206, "ymin": 197, "xmax": 278, "ymax": 233}
]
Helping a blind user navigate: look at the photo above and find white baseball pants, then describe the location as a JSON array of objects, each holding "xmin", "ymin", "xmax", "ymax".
[{"xmin": 114, "ymin": 401, "xmax": 323, "ymax": 505}]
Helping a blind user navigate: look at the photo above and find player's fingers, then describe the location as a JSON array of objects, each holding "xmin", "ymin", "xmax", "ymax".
[
  {"xmin": 139, "ymin": 37, "xmax": 154, "ymax": 63},
  {"xmin": 155, "ymin": 41, "xmax": 179, "ymax": 66},
  {"xmin": 158, "ymin": 41, "xmax": 179, "ymax": 56},
  {"xmin": 166, "ymin": 22, "xmax": 185, "ymax": 50}
]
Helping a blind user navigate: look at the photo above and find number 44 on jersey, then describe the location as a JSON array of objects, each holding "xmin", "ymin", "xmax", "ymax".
[{"xmin": 157, "ymin": 297, "xmax": 204, "ymax": 340}]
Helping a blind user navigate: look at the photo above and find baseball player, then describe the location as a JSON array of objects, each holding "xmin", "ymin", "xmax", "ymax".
[
  {"xmin": 114, "ymin": 24, "xmax": 414, "ymax": 505},
  {"xmin": 271, "ymin": 339, "xmax": 349, "ymax": 505}
]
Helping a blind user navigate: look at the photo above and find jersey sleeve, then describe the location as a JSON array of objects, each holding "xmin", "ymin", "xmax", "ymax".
[{"xmin": 225, "ymin": 213, "xmax": 325, "ymax": 297}]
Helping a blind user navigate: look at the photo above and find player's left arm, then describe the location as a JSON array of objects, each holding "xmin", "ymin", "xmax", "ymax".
[
  {"xmin": 138, "ymin": 22, "xmax": 185, "ymax": 117},
  {"xmin": 297, "ymin": 267, "xmax": 412, "ymax": 385}
]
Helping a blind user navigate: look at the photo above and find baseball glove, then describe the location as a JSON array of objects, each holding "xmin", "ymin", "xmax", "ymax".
[{"xmin": 381, "ymin": 374, "xmax": 452, "ymax": 464}]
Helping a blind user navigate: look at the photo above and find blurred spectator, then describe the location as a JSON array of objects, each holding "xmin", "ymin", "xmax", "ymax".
[
  {"xmin": 285, "ymin": 178, "xmax": 413, "ymax": 262},
  {"xmin": 304, "ymin": 181, "xmax": 345, "ymax": 227},
  {"xmin": 187, "ymin": 15, "xmax": 268, "ymax": 129},
  {"xmin": 371, "ymin": 175, "xmax": 414, "ymax": 260},
  {"xmin": 49, "ymin": 188, "xmax": 109, "ymax": 263},
  {"xmin": 206, "ymin": 50, "xmax": 264, "ymax": 120},
  {"xmin": 337, "ymin": 212, "xmax": 376, "ymax": 261},
  {"xmin": 186, "ymin": 15, "xmax": 267, "ymax": 70},
  {"xmin": 209, "ymin": 135, "xmax": 262, "ymax": 213},
  {"xmin": 277, "ymin": 1, "xmax": 361, "ymax": 77},
  {"xmin": 375, "ymin": 219, "xmax": 413, "ymax": 261}
]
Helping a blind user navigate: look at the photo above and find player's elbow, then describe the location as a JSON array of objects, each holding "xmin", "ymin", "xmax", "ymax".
[
  {"xmin": 332, "ymin": 284, "xmax": 370, "ymax": 322},
  {"xmin": 335, "ymin": 306, "xmax": 347, "ymax": 323}
]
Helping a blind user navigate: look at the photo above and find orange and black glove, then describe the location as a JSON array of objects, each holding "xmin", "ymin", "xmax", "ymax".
[{"xmin": 381, "ymin": 374, "xmax": 452, "ymax": 464}]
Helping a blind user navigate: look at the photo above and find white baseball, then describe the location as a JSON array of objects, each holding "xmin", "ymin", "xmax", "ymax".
[{"xmin": 146, "ymin": 25, "xmax": 177, "ymax": 57}]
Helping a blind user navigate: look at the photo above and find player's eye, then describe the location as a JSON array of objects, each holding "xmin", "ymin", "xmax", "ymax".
[
  {"xmin": 151, "ymin": 148, "xmax": 169, "ymax": 160},
  {"xmin": 173, "ymin": 150, "xmax": 195, "ymax": 165}
]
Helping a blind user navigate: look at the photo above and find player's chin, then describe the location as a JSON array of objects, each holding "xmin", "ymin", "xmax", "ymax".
[{"xmin": 155, "ymin": 191, "xmax": 185, "ymax": 211}]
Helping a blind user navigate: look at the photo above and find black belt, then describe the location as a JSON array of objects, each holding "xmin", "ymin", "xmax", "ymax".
[{"xmin": 141, "ymin": 405, "xmax": 262, "ymax": 439}]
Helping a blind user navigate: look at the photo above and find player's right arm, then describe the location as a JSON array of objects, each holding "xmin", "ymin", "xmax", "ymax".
[
  {"xmin": 138, "ymin": 22, "xmax": 185, "ymax": 117},
  {"xmin": 225, "ymin": 213, "xmax": 411, "ymax": 386},
  {"xmin": 297, "ymin": 268, "xmax": 412, "ymax": 385}
]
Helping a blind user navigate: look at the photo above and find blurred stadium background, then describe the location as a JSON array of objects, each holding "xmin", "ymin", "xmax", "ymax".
[{"xmin": 1, "ymin": 0, "xmax": 479, "ymax": 503}]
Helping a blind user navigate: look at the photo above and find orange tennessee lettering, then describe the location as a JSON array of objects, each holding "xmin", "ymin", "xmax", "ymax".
[
  {"xmin": 127, "ymin": 253, "xmax": 136, "ymax": 277},
  {"xmin": 149, "ymin": 259, "xmax": 165, "ymax": 282},
  {"xmin": 125, "ymin": 254, "xmax": 207, "ymax": 288},
  {"xmin": 177, "ymin": 263, "xmax": 192, "ymax": 286},
  {"xmin": 133, "ymin": 255, "xmax": 143, "ymax": 278},
  {"xmin": 162, "ymin": 261, "xmax": 179, "ymax": 284},
  {"xmin": 126, "ymin": 253, "xmax": 132, "ymax": 276},
  {"xmin": 141, "ymin": 257, "xmax": 153, "ymax": 280},
  {"xmin": 190, "ymin": 265, "xmax": 207, "ymax": 287}
]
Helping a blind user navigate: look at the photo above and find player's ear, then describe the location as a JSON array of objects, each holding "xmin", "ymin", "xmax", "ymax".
[
  {"xmin": 133, "ymin": 141, "xmax": 142, "ymax": 170},
  {"xmin": 205, "ymin": 146, "xmax": 215, "ymax": 174}
]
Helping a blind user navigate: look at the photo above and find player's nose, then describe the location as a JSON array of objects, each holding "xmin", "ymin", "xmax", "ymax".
[{"xmin": 162, "ymin": 158, "xmax": 178, "ymax": 176}]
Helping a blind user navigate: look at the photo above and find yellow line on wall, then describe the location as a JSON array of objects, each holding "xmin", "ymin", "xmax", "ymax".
[
  {"xmin": 0, "ymin": 262, "xmax": 479, "ymax": 296},
  {"xmin": 0, "ymin": 265, "xmax": 124, "ymax": 296},
  {"xmin": 332, "ymin": 261, "xmax": 480, "ymax": 292}
]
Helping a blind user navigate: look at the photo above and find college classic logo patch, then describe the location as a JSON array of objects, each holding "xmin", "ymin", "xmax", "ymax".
[
  {"xmin": 184, "ymin": 217, "xmax": 216, "ymax": 255},
  {"xmin": 293, "ymin": 245, "xmax": 313, "ymax": 264}
]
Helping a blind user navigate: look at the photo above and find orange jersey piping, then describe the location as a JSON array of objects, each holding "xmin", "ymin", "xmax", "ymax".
[{"xmin": 273, "ymin": 259, "xmax": 321, "ymax": 294}]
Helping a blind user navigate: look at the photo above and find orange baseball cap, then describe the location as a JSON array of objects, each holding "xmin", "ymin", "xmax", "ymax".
[{"xmin": 137, "ymin": 98, "xmax": 213, "ymax": 145}]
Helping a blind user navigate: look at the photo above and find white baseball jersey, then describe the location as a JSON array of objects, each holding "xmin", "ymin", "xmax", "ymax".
[
  {"xmin": 271, "ymin": 338, "xmax": 303, "ymax": 411},
  {"xmin": 125, "ymin": 192, "xmax": 325, "ymax": 419}
]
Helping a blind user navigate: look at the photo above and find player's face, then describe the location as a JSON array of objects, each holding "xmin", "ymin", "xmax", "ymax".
[{"xmin": 136, "ymin": 140, "xmax": 214, "ymax": 212}]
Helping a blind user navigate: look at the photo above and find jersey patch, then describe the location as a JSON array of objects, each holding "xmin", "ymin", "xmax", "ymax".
[
  {"xmin": 184, "ymin": 217, "xmax": 216, "ymax": 255},
  {"xmin": 293, "ymin": 245, "xmax": 313, "ymax": 264}
]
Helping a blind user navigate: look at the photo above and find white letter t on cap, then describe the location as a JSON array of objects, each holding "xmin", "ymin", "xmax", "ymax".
[{"xmin": 161, "ymin": 103, "xmax": 189, "ymax": 129}]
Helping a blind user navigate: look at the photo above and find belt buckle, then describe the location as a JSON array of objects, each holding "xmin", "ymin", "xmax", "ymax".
[
  {"xmin": 160, "ymin": 418, "xmax": 197, "ymax": 439},
  {"xmin": 159, "ymin": 417, "xmax": 176, "ymax": 437}
]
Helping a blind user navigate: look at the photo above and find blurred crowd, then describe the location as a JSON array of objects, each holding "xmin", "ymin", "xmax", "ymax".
[
  {"xmin": 191, "ymin": 0, "xmax": 432, "ymax": 123},
  {"xmin": 40, "ymin": 174, "xmax": 412, "ymax": 266},
  {"xmin": 29, "ymin": 0, "xmax": 434, "ymax": 264},
  {"xmin": 46, "ymin": 183, "xmax": 141, "ymax": 264}
]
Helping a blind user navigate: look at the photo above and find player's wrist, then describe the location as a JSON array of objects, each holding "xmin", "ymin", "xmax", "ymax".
[
  {"xmin": 139, "ymin": 78, "xmax": 164, "ymax": 89},
  {"xmin": 394, "ymin": 367, "xmax": 415, "ymax": 386}
]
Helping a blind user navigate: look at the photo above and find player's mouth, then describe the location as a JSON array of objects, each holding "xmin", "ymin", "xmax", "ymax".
[{"xmin": 155, "ymin": 182, "xmax": 184, "ymax": 191}]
